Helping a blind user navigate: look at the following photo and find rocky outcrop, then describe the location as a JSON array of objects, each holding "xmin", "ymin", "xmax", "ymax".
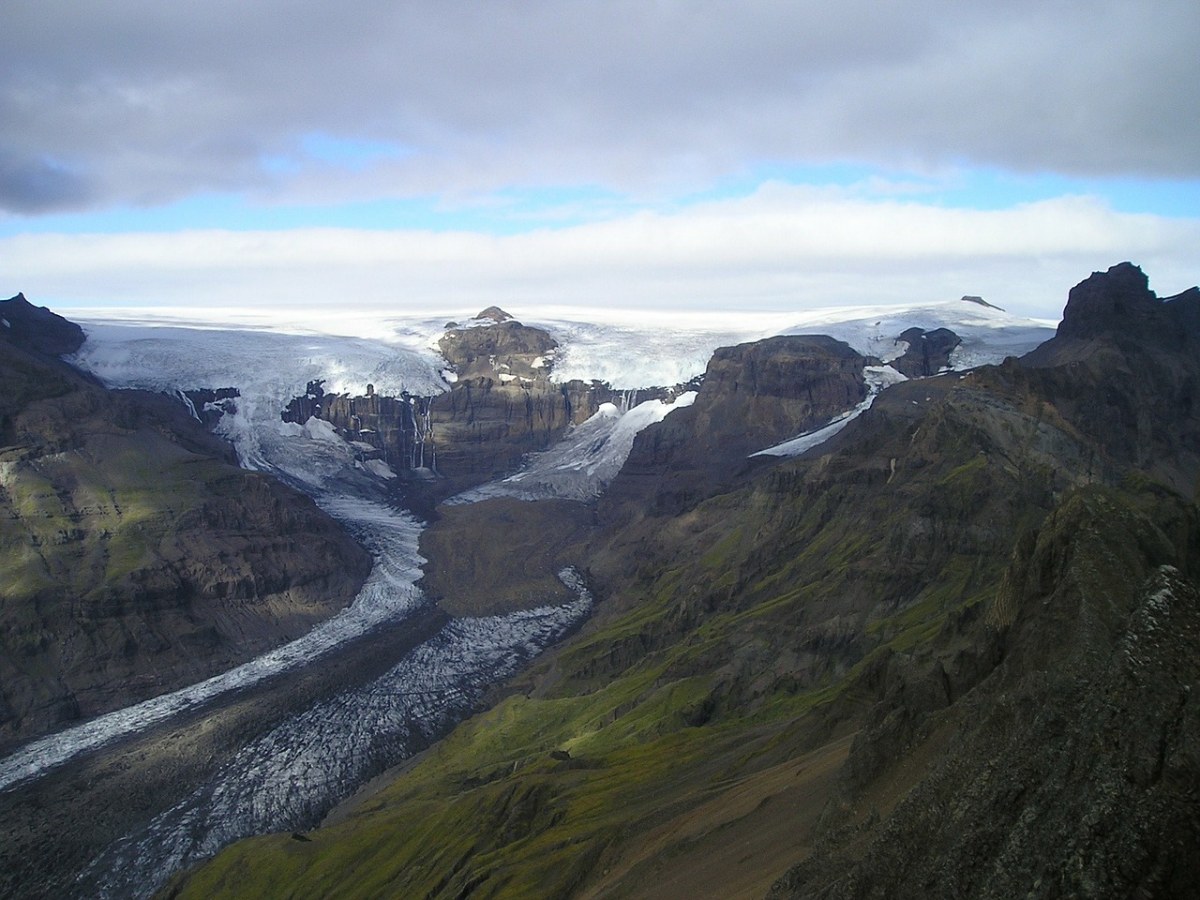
[
  {"xmin": 773, "ymin": 487, "xmax": 1200, "ymax": 900},
  {"xmin": 438, "ymin": 315, "xmax": 558, "ymax": 380},
  {"xmin": 1052, "ymin": 260, "xmax": 1168, "ymax": 343},
  {"xmin": 1013, "ymin": 261, "xmax": 1200, "ymax": 495},
  {"xmin": 890, "ymin": 326, "xmax": 961, "ymax": 377},
  {"xmin": 182, "ymin": 387, "xmax": 240, "ymax": 429},
  {"xmin": 0, "ymin": 305, "xmax": 372, "ymax": 751},
  {"xmin": 284, "ymin": 309, "xmax": 686, "ymax": 502},
  {"xmin": 603, "ymin": 334, "xmax": 871, "ymax": 516},
  {"xmin": 0, "ymin": 293, "xmax": 85, "ymax": 357}
]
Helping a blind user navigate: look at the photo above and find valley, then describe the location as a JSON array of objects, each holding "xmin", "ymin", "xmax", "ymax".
[{"xmin": 2, "ymin": 264, "xmax": 1197, "ymax": 899}]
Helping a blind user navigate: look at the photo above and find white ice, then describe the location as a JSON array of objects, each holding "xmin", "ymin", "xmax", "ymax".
[
  {"xmin": 0, "ymin": 495, "xmax": 426, "ymax": 794},
  {"xmin": 447, "ymin": 391, "xmax": 698, "ymax": 504},
  {"xmin": 752, "ymin": 366, "xmax": 907, "ymax": 459},
  {"xmin": 1, "ymin": 298, "xmax": 1054, "ymax": 793},
  {"xmin": 79, "ymin": 570, "xmax": 594, "ymax": 900}
]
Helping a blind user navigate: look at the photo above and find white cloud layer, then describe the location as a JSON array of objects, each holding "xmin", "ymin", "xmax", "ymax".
[
  {"xmin": 2, "ymin": 1, "xmax": 1198, "ymax": 212},
  {"xmin": 6, "ymin": 188, "xmax": 1196, "ymax": 320}
]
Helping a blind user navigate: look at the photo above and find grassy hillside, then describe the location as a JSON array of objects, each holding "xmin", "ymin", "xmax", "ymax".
[
  {"xmin": 168, "ymin": 266, "xmax": 1200, "ymax": 899},
  {"xmin": 169, "ymin": 368, "xmax": 1103, "ymax": 899}
]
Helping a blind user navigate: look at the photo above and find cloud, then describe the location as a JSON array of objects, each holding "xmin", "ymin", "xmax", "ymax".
[
  {"xmin": 2, "ymin": 1, "xmax": 1197, "ymax": 213},
  {"xmin": 4, "ymin": 187, "xmax": 1196, "ymax": 319},
  {"xmin": 0, "ymin": 149, "xmax": 92, "ymax": 212}
]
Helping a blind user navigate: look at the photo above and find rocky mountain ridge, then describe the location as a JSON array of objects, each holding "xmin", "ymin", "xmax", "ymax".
[
  {"xmin": 173, "ymin": 263, "xmax": 1200, "ymax": 899},
  {"xmin": 0, "ymin": 294, "xmax": 372, "ymax": 751},
  {"xmin": 283, "ymin": 309, "xmax": 695, "ymax": 504}
]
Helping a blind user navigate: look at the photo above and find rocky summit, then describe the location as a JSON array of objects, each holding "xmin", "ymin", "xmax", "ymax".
[{"xmin": 163, "ymin": 262, "xmax": 1200, "ymax": 900}]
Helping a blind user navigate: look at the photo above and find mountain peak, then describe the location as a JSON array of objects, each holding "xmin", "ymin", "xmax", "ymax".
[
  {"xmin": 1055, "ymin": 261, "xmax": 1156, "ymax": 341},
  {"xmin": 960, "ymin": 294, "xmax": 1003, "ymax": 310},
  {"xmin": 474, "ymin": 306, "xmax": 514, "ymax": 323},
  {"xmin": 0, "ymin": 292, "xmax": 86, "ymax": 357}
]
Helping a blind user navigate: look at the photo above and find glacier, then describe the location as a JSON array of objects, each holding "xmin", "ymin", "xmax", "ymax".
[
  {"xmin": 448, "ymin": 391, "xmax": 698, "ymax": 504},
  {"xmin": 0, "ymin": 298, "xmax": 1057, "ymax": 896},
  {"xmin": 752, "ymin": 365, "xmax": 907, "ymax": 459}
]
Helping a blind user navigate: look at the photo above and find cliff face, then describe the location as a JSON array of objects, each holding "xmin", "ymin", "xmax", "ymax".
[
  {"xmin": 175, "ymin": 264, "xmax": 1200, "ymax": 900},
  {"xmin": 284, "ymin": 311, "xmax": 683, "ymax": 502},
  {"xmin": 603, "ymin": 333, "xmax": 871, "ymax": 517},
  {"xmin": 0, "ymin": 296, "xmax": 372, "ymax": 751}
]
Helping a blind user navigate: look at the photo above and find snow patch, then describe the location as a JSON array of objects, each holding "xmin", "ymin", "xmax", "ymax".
[
  {"xmin": 752, "ymin": 366, "xmax": 906, "ymax": 459},
  {"xmin": 361, "ymin": 458, "xmax": 397, "ymax": 480},
  {"xmin": 449, "ymin": 391, "xmax": 697, "ymax": 504},
  {"xmin": 302, "ymin": 416, "xmax": 343, "ymax": 444}
]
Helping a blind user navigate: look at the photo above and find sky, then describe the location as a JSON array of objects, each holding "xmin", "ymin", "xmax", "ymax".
[{"xmin": 1, "ymin": 1, "xmax": 1198, "ymax": 322}]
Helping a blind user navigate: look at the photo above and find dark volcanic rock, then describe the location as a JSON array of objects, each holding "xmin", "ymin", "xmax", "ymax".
[
  {"xmin": 0, "ymin": 306, "xmax": 371, "ymax": 751},
  {"xmin": 1017, "ymin": 262, "xmax": 1200, "ymax": 494},
  {"xmin": 0, "ymin": 293, "xmax": 85, "ymax": 357},
  {"xmin": 1054, "ymin": 260, "xmax": 1161, "ymax": 342},
  {"xmin": 182, "ymin": 387, "xmax": 240, "ymax": 429},
  {"xmin": 772, "ymin": 487, "xmax": 1200, "ymax": 900},
  {"xmin": 603, "ymin": 334, "xmax": 871, "ymax": 517},
  {"xmin": 890, "ymin": 326, "xmax": 961, "ymax": 377},
  {"xmin": 438, "ymin": 316, "xmax": 557, "ymax": 380}
]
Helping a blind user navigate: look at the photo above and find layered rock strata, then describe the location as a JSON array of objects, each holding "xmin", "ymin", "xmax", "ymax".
[
  {"xmin": 0, "ymin": 295, "xmax": 372, "ymax": 750},
  {"xmin": 284, "ymin": 311, "xmax": 689, "ymax": 501}
]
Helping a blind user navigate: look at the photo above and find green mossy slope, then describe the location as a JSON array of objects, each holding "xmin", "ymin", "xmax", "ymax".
[{"xmin": 170, "ymin": 373, "xmax": 1081, "ymax": 899}]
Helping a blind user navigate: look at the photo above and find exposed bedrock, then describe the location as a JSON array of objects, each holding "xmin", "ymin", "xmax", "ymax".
[
  {"xmin": 603, "ymin": 333, "xmax": 873, "ymax": 518},
  {"xmin": 891, "ymin": 326, "xmax": 961, "ymax": 377},
  {"xmin": 0, "ymin": 298, "xmax": 372, "ymax": 752},
  {"xmin": 283, "ymin": 310, "xmax": 690, "ymax": 503}
]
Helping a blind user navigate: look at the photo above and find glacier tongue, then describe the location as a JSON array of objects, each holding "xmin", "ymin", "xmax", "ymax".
[
  {"xmin": 0, "ymin": 494, "xmax": 427, "ymax": 796},
  {"xmin": 447, "ymin": 391, "xmax": 698, "ymax": 504},
  {"xmin": 77, "ymin": 573, "xmax": 594, "ymax": 900},
  {"xmin": 752, "ymin": 366, "xmax": 907, "ymax": 459},
  {"xmin": 0, "ymin": 317, "xmax": 604, "ymax": 898}
]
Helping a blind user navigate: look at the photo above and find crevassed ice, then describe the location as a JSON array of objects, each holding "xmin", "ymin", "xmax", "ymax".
[
  {"xmin": 0, "ymin": 494, "xmax": 426, "ymax": 794},
  {"xmin": 78, "ymin": 571, "xmax": 594, "ymax": 900}
]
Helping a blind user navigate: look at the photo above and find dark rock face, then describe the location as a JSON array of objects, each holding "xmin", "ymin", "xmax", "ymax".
[
  {"xmin": 0, "ymin": 293, "xmax": 85, "ymax": 357},
  {"xmin": 773, "ymin": 488, "xmax": 1200, "ymax": 900},
  {"xmin": 604, "ymin": 334, "xmax": 871, "ymax": 516},
  {"xmin": 181, "ymin": 387, "xmax": 240, "ymax": 429},
  {"xmin": 1019, "ymin": 261, "xmax": 1200, "ymax": 495},
  {"xmin": 890, "ymin": 326, "xmax": 961, "ymax": 377},
  {"xmin": 283, "ymin": 311, "xmax": 686, "ymax": 502},
  {"xmin": 0, "ymin": 309, "xmax": 371, "ymax": 751},
  {"xmin": 693, "ymin": 335, "xmax": 870, "ymax": 454},
  {"xmin": 438, "ymin": 316, "xmax": 557, "ymax": 380},
  {"xmin": 1054, "ymin": 260, "xmax": 1160, "ymax": 342}
]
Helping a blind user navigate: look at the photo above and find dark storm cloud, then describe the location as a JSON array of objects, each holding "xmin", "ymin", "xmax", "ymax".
[
  {"xmin": 0, "ymin": 148, "xmax": 92, "ymax": 212},
  {"xmin": 2, "ymin": 0, "xmax": 1198, "ymax": 214}
]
